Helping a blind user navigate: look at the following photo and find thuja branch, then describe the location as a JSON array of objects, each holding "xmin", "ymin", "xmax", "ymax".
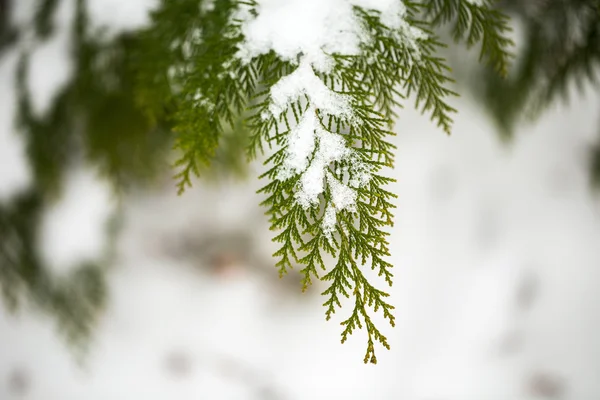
[{"xmin": 134, "ymin": 0, "xmax": 513, "ymax": 363}]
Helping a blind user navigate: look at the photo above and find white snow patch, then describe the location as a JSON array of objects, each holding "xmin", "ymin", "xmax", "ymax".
[
  {"xmin": 11, "ymin": 0, "xmax": 72, "ymax": 30},
  {"xmin": 235, "ymin": 0, "xmax": 363, "ymax": 71},
  {"xmin": 86, "ymin": 0, "xmax": 159, "ymax": 37},
  {"xmin": 268, "ymin": 60, "xmax": 353, "ymax": 118},
  {"xmin": 10, "ymin": 0, "xmax": 37, "ymax": 28},
  {"xmin": 277, "ymin": 111, "xmax": 317, "ymax": 180},
  {"xmin": 26, "ymin": 0, "xmax": 75, "ymax": 117},
  {"xmin": 235, "ymin": 0, "xmax": 425, "ymax": 71},
  {"xmin": 322, "ymin": 204, "xmax": 338, "ymax": 236},
  {"xmin": 328, "ymin": 172, "xmax": 357, "ymax": 211},
  {"xmin": 39, "ymin": 168, "xmax": 116, "ymax": 277},
  {"xmin": 465, "ymin": 0, "xmax": 486, "ymax": 6},
  {"xmin": 295, "ymin": 128, "xmax": 351, "ymax": 208},
  {"xmin": 268, "ymin": 58, "xmax": 365, "ymax": 217},
  {"xmin": 322, "ymin": 172, "xmax": 358, "ymax": 236}
]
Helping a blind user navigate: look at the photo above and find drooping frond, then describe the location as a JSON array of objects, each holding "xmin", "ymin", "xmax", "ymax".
[
  {"xmin": 240, "ymin": 1, "xmax": 457, "ymax": 362},
  {"xmin": 130, "ymin": 0, "xmax": 512, "ymax": 363},
  {"xmin": 6, "ymin": 0, "xmax": 513, "ymax": 361}
]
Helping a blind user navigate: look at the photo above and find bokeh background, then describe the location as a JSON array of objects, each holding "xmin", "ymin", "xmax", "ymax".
[{"xmin": 1, "ymin": 0, "xmax": 600, "ymax": 399}]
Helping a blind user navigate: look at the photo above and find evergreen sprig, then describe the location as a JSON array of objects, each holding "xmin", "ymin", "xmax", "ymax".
[
  {"xmin": 1, "ymin": 0, "xmax": 514, "ymax": 359},
  {"xmin": 135, "ymin": 0, "xmax": 253, "ymax": 194},
  {"xmin": 251, "ymin": 1, "xmax": 459, "ymax": 363},
  {"xmin": 134, "ymin": 0, "xmax": 512, "ymax": 362},
  {"xmin": 200, "ymin": 0, "xmax": 448, "ymax": 363}
]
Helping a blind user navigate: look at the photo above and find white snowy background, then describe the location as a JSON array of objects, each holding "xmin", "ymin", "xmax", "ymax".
[{"xmin": 1, "ymin": 1, "xmax": 600, "ymax": 399}]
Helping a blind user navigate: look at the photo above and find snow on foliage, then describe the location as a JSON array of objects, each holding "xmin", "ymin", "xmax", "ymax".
[
  {"xmin": 129, "ymin": 0, "xmax": 513, "ymax": 363},
  {"xmin": 235, "ymin": 0, "xmax": 427, "ymax": 234}
]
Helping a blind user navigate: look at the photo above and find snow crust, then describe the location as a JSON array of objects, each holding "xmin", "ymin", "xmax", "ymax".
[
  {"xmin": 26, "ymin": 0, "xmax": 74, "ymax": 117},
  {"xmin": 268, "ymin": 62, "xmax": 364, "ymax": 236},
  {"xmin": 236, "ymin": 0, "xmax": 418, "ymax": 71},
  {"xmin": 266, "ymin": 57, "xmax": 365, "ymax": 233},
  {"xmin": 236, "ymin": 0, "xmax": 363, "ymax": 72},
  {"xmin": 268, "ymin": 61, "xmax": 353, "ymax": 118}
]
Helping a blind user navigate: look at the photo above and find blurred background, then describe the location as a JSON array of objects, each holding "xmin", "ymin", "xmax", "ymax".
[{"xmin": 1, "ymin": 0, "xmax": 600, "ymax": 399}]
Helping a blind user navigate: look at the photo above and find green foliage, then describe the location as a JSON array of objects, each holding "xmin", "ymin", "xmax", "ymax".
[
  {"xmin": 354, "ymin": 4, "xmax": 458, "ymax": 133},
  {"xmin": 251, "ymin": 3, "xmax": 459, "ymax": 363},
  {"xmin": 139, "ymin": 0, "xmax": 512, "ymax": 362},
  {"xmin": 134, "ymin": 0, "xmax": 251, "ymax": 193},
  {"xmin": 6, "ymin": 0, "xmax": 600, "ymax": 363},
  {"xmin": 3, "ymin": 0, "xmax": 514, "ymax": 362},
  {"xmin": 207, "ymin": 117, "xmax": 253, "ymax": 181}
]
